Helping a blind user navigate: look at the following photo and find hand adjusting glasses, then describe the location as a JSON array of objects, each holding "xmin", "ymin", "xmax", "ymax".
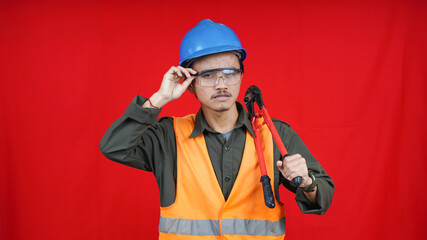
[{"xmin": 194, "ymin": 68, "xmax": 243, "ymax": 87}]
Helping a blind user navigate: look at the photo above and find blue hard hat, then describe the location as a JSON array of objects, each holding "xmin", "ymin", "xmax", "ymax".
[{"xmin": 179, "ymin": 19, "xmax": 247, "ymax": 67}]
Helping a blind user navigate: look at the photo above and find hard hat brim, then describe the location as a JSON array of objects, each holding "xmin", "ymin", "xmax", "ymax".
[{"xmin": 179, "ymin": 46, "xmax": 247, "ymax": 67}]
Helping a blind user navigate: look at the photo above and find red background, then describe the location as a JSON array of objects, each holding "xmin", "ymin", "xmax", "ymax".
[{"xmin": 1, "ymin": 0, "xmax": 426, "ymax": 239}]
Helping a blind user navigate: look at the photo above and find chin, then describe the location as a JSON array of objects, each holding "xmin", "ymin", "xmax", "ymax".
[
  {"xmin": 201, "ymin": 99, "xmax": 236, "ymax": 113},
  {"xmin": 213, "ymin": 102, "xmax": 235, "ymax": 112},
  {"xmin": 214, "ymin": 107, "xmax": 230, "ymax": 112}
]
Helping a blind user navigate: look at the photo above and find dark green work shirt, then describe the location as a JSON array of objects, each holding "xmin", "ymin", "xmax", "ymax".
[{"xmin": 99, "ymin": 95, "xmax": 334, "ymax": 215}]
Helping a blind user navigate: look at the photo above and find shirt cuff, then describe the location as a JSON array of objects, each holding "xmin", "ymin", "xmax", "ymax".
[
  {"xmin": 295, "ymin": 178, "xmax": 331, "ymax": 215},
  {"xmin": 124, "ymin": 95, "xmax": 162, "ymax": 123}
]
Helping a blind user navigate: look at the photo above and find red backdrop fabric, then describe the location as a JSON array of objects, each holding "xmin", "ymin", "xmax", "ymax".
[{"xmin": 1, "ymin": 1, "xmax": 426, "ymax": 239}]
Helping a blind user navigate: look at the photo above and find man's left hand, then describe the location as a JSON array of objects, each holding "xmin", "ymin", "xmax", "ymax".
[{"xmin": 276, "ymin": 154, "xmax": 312, "ymax": 188}]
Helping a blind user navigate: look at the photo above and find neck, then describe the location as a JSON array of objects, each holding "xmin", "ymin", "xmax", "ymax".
[{"xmin": 202, "ymin": 103, "xmax": 239, "ymax": 133}]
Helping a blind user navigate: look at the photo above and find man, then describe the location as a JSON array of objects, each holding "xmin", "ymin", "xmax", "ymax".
[{"xmin": 100, "ymin": 19, "xmax": 334, "ymax": 239}]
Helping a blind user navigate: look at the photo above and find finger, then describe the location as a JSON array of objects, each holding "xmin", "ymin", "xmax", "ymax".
[
  {"xmin": 284, "ymin": 155, "xmax": 305, "ymax": 168},
  {"xmin": 282, "ymin": 161, "xmax": 303, "ymax": 175},
  {"xmin": 284, "ymin": 168, "xmax": 302, "ymax": 181},
  {"xmin": 165, "ymin": 67, "xmax": 182, "ymax": 80},
  {"xmin": 277, "ymin": 161, "xmax": 288, "ymax": 178},
  {"xmin": 172, "ymin": 67, "xmax": 183, "ymax": 78},
  {"xmin": 166, "ymin": 66, "xmax": 176, "ymax": 73},
  {"xmin": 181, "ymin": 76, "xmax": 195, "ymax": 89},
  {"xmin": 283, "ymin": 168, "xmax": 293, "ymax": 179},
  {"xmin": 167, "ymin": 66, "xmax": 179, "ymax": 74},
  {"xmin": 187, "ymin": 68, "xmax": 198, "ymax": 75},
  {"xmin": 284, "ymin": 154, "xmax": 302, "ymax": 162},
  {"xmin": 289, "ymin": 172, "xmax": 301, "ymax": 182},
  {"xmin": 282, "ymin": 158, "xmax": 300, "ymax": 169},
  {"xmin": 288, "ymin": 166, "xmax": 309, "ymax": 181},
  {"xmin": 177, "ymin": 66, "xmax": 192, "ymax": 79},
  {"xmin": 291, "ymin": 166, "xmax": 307, "ymax": 178}
]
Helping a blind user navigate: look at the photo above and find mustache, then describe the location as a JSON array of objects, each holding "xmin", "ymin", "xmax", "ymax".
[{"xmin": 211, "ymin": 90, "xmax": 232, "ymax": 99}]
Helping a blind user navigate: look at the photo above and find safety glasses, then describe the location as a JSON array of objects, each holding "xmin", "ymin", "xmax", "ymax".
[{"xmin": 194, "ymin": 68, "xmax": 242, "ymax": 87}]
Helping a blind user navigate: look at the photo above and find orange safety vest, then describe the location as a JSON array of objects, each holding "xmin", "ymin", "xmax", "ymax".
[{"xmin": 159, "ymin": 114, "xmax": 285, "ymax": 240}]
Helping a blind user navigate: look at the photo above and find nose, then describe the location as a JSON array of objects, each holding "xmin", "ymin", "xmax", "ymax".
[{"xmin": 215, "ymin": 76, "xmax": 228, "ymax": 89}]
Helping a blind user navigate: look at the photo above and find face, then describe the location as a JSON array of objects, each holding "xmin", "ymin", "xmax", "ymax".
[{"xmin": 190, "ymin": 52, "xmax": 242, "ymax": 113}]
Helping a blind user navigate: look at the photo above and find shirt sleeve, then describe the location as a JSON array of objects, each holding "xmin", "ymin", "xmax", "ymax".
[
  {"xmin": 99, "ymin": 95, "xmax": 176, "ymax": 172},
  {"xmin": 99, "ymin": 95, "xmax": 178, "ymax": 207},
  {"xmin": 273, "ymin": 119, "xmax": 335, "ymax": 215}
]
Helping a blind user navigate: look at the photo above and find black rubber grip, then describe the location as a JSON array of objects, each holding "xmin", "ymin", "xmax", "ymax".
[
  {"xmin": 293, "ymin": 176, "xmax": 302, "ymax": 187},
  {"xmin": 260, "ymin": 175, "xmax": 275, "ymax": 208}
]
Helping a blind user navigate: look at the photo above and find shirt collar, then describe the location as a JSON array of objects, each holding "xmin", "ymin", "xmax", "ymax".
[{"xmin": 189, "ymin": 102, "xmax": 255, "ymax": 138}]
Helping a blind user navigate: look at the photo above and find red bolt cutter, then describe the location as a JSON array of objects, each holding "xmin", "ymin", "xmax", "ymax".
[{"xmin": 244, "ymin": 85, "xmax": 302, "ymax": 208}]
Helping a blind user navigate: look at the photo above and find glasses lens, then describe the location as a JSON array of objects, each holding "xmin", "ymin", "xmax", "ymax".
[
  {"xmin": 197, "ymin": 68, "xmax": 242, "ymax": 87},
  {"xmin": 222, "ymin": 69, "xmax": 241, "ymax": 85}
]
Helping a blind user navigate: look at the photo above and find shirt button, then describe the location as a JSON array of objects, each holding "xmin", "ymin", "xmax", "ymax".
[
  {"xmin": 225, "ymin": 176, "xmax": 231, "ymax": 182},
  {"xmin": 224, "ymin": 145, "xmax": 230, "ymax": 151}
]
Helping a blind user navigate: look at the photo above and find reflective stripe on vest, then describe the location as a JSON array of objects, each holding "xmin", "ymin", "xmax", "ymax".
[
  {"xmin": 222, "ymin": 217, "xmax": 286, "ymax": 236},
  {"xmin": 159, "ymin": 216, "xmax": 286, "ymax": 237},
  {"xmin": 159, "ymin": 216, "xmax": 220, "ymax": 236}
]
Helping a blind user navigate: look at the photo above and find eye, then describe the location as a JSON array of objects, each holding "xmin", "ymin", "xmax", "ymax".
[
  {"xmin": 223, "ymin": 69, "xmax": 237, "ymax": 76},
  {"xmin": 201, "ymin": 73, "xmax": 214, "ymax": 79}
]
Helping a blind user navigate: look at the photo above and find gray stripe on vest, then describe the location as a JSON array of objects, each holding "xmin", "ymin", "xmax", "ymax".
[
  {"xmin": 159, "ymin": 216, "xmax": 221, "ymax": 236},
  {"xmin": 222, "ymin": 217, "xmax": 286, "ymax": 236}
]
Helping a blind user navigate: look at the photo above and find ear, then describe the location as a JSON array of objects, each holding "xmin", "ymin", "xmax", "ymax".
[{"xmin": 187, "ymin": 81, "xmax": 195, "ymax": 94}]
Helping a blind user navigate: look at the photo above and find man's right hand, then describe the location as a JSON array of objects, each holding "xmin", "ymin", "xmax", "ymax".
[{"xmin": 144, "ymin": 66, "xmax": 197, "ymax": 109}]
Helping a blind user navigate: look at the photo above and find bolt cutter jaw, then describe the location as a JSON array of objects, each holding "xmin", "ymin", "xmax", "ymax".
[{"xmin": 244, "ymin": 85, "xmax": 265, "ymax": 119}]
